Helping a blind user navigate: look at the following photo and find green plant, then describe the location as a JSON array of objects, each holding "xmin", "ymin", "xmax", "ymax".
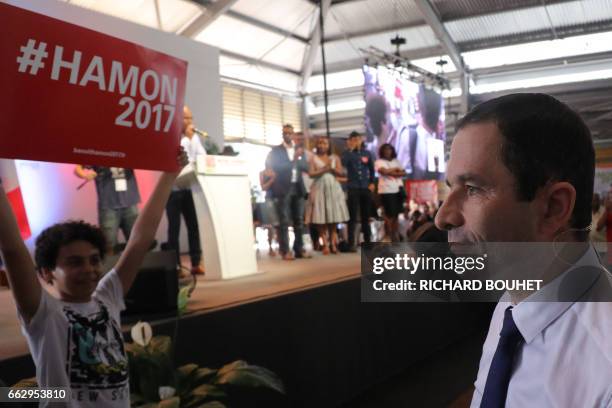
[
  {"xmin": 12, "ymin": 324, "xmax": 284, "ymax": 407},
  {"xmin": 127, "ymin": 327, "xmax": 284, "ymax": 408}
]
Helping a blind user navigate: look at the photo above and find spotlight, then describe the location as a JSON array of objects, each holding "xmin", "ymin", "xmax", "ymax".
[{"xmin": 390, "ymin": 34, "xmax": 406, "ymax": 57}]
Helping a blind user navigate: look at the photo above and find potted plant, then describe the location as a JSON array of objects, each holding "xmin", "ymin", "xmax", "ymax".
[
  {"xmin": 13, "ymin": 322, "xmax": 285, "ymax": 408},
  {"xmin": 127, "ymin": 322, "xmax": 285, "ymax": 407}
]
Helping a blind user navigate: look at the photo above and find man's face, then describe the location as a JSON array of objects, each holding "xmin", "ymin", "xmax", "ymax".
[
  {"xmin": 349, "ymin": 135, "xmax": 362, "ymax": 149},
  {"xmin": 282, "ymin": 126, "xmax": 294, "ymax": 144},
  {"xmin": 42, "ymin": 240, "xmax": 103, "ymax": 302},
  {"xmin": 435, "ymin": 122, "xmax": 538, "ymax": 243},
  {"xmin": 183, "ymin": 106, "xmax": 195, "ymax": 138},
  {"xmin": 293, "ymin": 132, "xmax": 305, "ymax": 148},
  {"xmin": 346, "ymin": 138, "xmax": 355, "ymax": 150}
]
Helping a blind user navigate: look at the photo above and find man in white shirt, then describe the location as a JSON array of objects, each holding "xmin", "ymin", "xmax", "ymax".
[
  {"xmin": 435, "ymin": 93, "xmax": 612, "ymax": 408},
  {"xmin": 165, "ymin": 105, "xmax": 206, "ymax": 275}
]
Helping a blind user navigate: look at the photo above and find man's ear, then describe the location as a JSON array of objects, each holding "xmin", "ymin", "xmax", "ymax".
[
  {"xmin": 536, "ymin": 181, "xmax": 576, "ymax": 238},
  {"xmin": 39, "ymin": 268, "xmax": 55, "ymax": 285}
]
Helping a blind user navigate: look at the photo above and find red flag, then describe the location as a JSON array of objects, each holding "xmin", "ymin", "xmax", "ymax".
[
  {"xmin": 0, "ymin": 159, "xmax": 31, "ymax": 240},
  {"xmin": 406, "ymin": 180, "xmax": 438, "ymax": 205}
]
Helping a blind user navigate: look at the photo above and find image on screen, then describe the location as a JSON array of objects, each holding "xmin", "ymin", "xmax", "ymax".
[{"xmin": 363, "ymin": 65, "xmax": 446, "ymax": 180}]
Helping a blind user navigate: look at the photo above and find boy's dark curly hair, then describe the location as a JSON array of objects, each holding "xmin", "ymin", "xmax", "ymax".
[{"xmin": 34, "ymin": 221, "xmax": 107, "ymax": 272}]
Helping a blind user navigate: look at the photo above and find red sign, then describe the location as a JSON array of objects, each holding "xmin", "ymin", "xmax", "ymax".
[
  {"xmin": 0, "ymin": 3, "xmax": 187, "ymax": 171},
  {"xmin": 406, "ymin": 180, "xmax": 438, "ymax": 204}
]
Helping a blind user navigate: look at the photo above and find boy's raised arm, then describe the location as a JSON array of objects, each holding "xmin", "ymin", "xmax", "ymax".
[
  {"xmin": 114, "ymin": 150, "xmax": 187, "ymax": 295},
  {"xmin": 0, "ymin": 179, "xmax": 41, "ymax": 321}
]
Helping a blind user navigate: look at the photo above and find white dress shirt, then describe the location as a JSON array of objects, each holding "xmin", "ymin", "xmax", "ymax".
[
  {"xmin": 283, "ymin": 141, "xmax": 298, "ymax": 183},
  {"xmin": 174, "ymin": 135, "xmax": 206, "ymax": 191},
  {"xmin": 181, "ymin": 134, "xmax": 206, "ymax": 164},
  {"xmin": 471, "ymin": 245, "xmax": 612, "ymax": 408}
]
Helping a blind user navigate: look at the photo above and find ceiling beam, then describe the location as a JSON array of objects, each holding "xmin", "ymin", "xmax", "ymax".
[
  {"xmin": 299, "ymin": 0, "xmax": 332, "ymax": 94},
  {"xmin": 324, "ymin": 21, "xmax": 425, "ymax": 43},
  {"xmin": 226, "ymin": 10, "xmax": 309, "ymax": 43},
  {"xmin": 580, "ymin": 99, "xmax": 612, "ymax": 114},
  {"xmin": 178, "ymin": 0, "xmax": 239, "ymax": 38},
  {"xmin": 153, "ymin": 0, "xmax": 163, "ymax": 30},
  {"xmin": 187, "ymin": 0, "xmax": 308, "ymax": 43},
  {"xmin": 437, "ymin": 0, "xmax": 575, "ymax": 22},
  {"xmin": 413, "ymin": 0, "xmax": 466, "ymax": 75},
  {"xmin": 315, "ymin": 27, "xmax": 612, "ymax": 79},
  {"xmin": 306, "ymin": 0, "xmax": 357, "ymax": 5},
  {"xmin": 219, "ymin": 49, "xmax": 300, "ymax": 76},
  {"xmin": 312, "ymin": 45, "xmax": 445, "ymax": 76},
  {"xmin": 323, "ymin": 1, "xmax": 548, "ymax": 43},
  {"xmin": 593, "ymin": 110, "xmax": 612, "ymax": 122},
  {"xmin": 458, "ymin": 19, "xmax": 612, "ymax": 52}
]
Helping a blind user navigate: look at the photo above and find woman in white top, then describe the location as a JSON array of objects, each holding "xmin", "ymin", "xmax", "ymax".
[
  {"xmin": 375, "ymin": 143, "xmax": 406, "ymax": 242},
  {"xmin": 305, "ymin": 137, "xmax": 349, "ymax": 254}
]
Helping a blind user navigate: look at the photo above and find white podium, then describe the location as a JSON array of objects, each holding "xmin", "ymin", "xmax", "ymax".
[{"xmin": 176, "ymin": 155, "xmax": 259, "ymax": 280}]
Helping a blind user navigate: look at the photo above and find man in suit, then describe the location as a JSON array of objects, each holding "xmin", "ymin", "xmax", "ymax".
[
  {"xmin": 265, "ymin": 124, "xmax": 311, "ymax": 261},
  {"xmin": 435, "ymin": 93, "xmax": 612, "ymax": 407}
]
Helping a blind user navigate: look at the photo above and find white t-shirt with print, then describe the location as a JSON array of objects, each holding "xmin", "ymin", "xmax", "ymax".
[
  {"xmin": 19, "ymin": 270, "xmax": 129, "ymax": 408},
  {"xmin": 375, "ymin": 158, "xmax": 404, "ymax": 194}
]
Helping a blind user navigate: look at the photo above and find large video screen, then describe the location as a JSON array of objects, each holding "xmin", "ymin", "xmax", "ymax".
[{"xmin": 363, "ymin": 65, "xmax": 446, "ymax": 180}]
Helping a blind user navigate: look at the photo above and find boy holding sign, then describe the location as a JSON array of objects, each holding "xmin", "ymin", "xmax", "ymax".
[{"xmin": 0, "ymin": 150, "xmax": 187, "ymax": 407}]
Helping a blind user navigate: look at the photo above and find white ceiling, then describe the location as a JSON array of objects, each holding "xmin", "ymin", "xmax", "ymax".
[{"xmin": 60, "ymin": 0, "xmax": 612, "ymax": 96}]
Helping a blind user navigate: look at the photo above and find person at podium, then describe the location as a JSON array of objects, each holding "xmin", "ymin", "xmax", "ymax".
[
  {"xmin": 265, "ymin": 124, "xmax": 311, "ymax": 261},
  {"xmin": 165, "ymin": 105, "xmax": 205, "ymax": 275}
]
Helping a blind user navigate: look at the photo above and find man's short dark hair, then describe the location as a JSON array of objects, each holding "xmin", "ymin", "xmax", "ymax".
[
  {"xmin": 283, "ymin": 124, "xmax": 294, "ymax": 129},
  {"xmin": 35, "ymin": 221, "xmax": 107, "ymax": 272},
  {"xmin": 457, "ymin": 93, "xmax": 594, "ymax": 230},
  {"xmin": 349, "ymin": 131, "xmax": 361, "ymax": 138}
]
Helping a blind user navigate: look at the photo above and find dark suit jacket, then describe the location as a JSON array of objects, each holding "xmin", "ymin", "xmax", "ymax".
[{"xmin": 265, "ymin": 144, "xmax": 309, "ymax": 198}]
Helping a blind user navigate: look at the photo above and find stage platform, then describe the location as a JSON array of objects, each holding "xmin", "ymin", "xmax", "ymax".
[
  {"xmin": 0, "ymin": 251, "xmax": 493, "ymax": 407},
  {"xmin": 0, "ymin": 251, "xmax": 361, "ymax": 363}
]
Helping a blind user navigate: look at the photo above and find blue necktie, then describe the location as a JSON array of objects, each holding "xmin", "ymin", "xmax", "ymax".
[{"xmin": 480, "ymin": 306, "xmax": 524, "ymax": 408}]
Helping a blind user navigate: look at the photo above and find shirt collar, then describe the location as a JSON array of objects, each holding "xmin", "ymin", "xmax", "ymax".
[
  {"xmin": 283, "ymin": 141, "xmax": 294, "ymax": 149},
  {"xmin": 511, "ymin": 245, "xmax": 603, "ymax": 344}
]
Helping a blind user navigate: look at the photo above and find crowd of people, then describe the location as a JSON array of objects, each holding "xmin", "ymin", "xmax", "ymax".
[
  {"xmin": 1, "ymin": 93, "xmax": 611, "ymax": 406},
  {"xmin": 254, "ymin": 124, "xmax": 446, "ymax": 260}
]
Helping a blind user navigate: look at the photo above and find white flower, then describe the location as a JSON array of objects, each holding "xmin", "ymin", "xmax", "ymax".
[
  {"xmin": 159, "ymin": 386, "xmax": 176, "ymax": 400},
  {"xmin": 131, "ymin": 321, "xmax": 152, "ymax": 346}
]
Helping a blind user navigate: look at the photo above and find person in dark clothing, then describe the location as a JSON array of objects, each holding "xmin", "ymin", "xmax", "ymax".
[
  {"xmin": 166, "ymin": 105, "xmax": 205, "ymax": 275},
  {"xmin": 341, "ymin": 131, "xmax": 376, "ymax": 251},
  {"xmin": 265, "ymin": 124, "xmax": 311, "ymax": 260},
  {"xmin": 74, "ymin": 165, "xmax": 140, "ymax": 255}
]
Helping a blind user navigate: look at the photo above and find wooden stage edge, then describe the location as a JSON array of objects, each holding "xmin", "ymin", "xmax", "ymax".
[{"xmin": 0, "ymin": 251, "xmax": 361, "ymax": 362}]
